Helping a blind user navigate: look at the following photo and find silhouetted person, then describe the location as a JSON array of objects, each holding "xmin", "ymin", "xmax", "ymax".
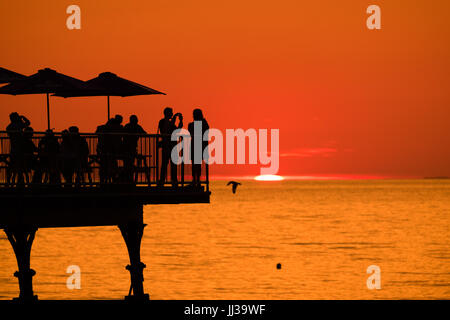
[
  {"xmin": 68, "ymin": 126, "xmax": 90, "ymax": 185},
  {"xmin": 188, "ymin": 108, "xmax": 209, "ymax": 187},
  {"xmin": 114, "ymin": 114, "xmax": 124, "ymax": 131},
  {"xmin": 5, "ymin": 113, "xmax": 30, "ymax": 185},
  {"xmin": 38, "ymin": 129, "xmax": 61, "ymax": 184},
  {"xmin": 227, "ymin": 181, "xmax": 241, "ymax": 194},
  {"xmin": 6, "ymin": 112, "xmax": 30, "ymax": 150},
  {"xmin": 124, "ymin": 115, "xmax": 146, "ymax": 149},
  {"xmin": 96, "ymin": 118, "xmax": 117, "ymax": 183},
  {"xmin": 20, "ymin": 127, "xmax": 38, "ymax": 184},
  {"xmin": 112, "ymin": 114, "xmax": 125, "ymax": 155},
  {"xmin": 157, "ymin": 107, "xmax": 183, "ymax": 187},
  {"xmin": 95, "ymin": 120, "xmax": 108, "ymax": 155},
  {"xmin": 60, "ymin": 129, "xmax": 76, "ymax": 186},
  {"xmin": 122, "ymin": 115, "xmax": 146, "ymax": 182}
]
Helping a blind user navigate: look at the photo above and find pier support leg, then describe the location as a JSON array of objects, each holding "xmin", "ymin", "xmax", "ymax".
[
  {"xmin": 4, "ymin": 226, "xmax": 38, "ymax": 301},
  {"xmin": 119, "ymin": 222, "xmax": 149, "ymax": 300}
]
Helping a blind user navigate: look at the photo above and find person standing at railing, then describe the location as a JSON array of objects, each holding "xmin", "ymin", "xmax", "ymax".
[
  {"xmin": 6, "ymin": 112, "xmax": 30, "ymax": 144},
  {"xmin": 5, "ymin": 112, "xmax": 31, "ymax": 185},
  {"xmin": 157, "ymin": 107, "xmax": 183, "ymax": 187},
  {"xmin": 122, "ymin": 115, "xmax": 146, "ymax": 183},
  {"xmin": 188, "ymin": 109, "xmax": 209, "ymax": 188}
]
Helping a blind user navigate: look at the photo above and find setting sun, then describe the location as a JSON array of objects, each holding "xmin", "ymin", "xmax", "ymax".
[{"xmin": 254, "ymin": 175, "xmax": 284, "ymax": 181}]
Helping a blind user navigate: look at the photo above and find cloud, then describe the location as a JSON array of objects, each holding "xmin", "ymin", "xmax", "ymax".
[{"xmin": 280, "ymin": 147, "xmax": 338, "ymax": 158}]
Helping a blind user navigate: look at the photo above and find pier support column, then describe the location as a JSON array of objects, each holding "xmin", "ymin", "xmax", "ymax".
[
  {"xmin": 4, "ymin": 226, "xmax": 38, "ymax": 301},
  {"xmin": 119, "ymin": 222, "xmax": 149, "ymax": 300}
]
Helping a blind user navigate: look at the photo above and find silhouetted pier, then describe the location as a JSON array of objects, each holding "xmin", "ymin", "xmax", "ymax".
[{"xmin": 0, "ymin": 131, "xmax": 210, "ymax": 301}]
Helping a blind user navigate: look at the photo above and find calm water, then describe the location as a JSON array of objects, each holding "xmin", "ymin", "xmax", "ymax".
[{"xmin": 0, "ymin": 180, "xmax": 449, "ymax": 300}]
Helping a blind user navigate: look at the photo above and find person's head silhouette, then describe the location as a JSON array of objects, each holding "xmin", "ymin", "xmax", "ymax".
[
  {"xmin": 114, "ymin": 114, "xmax": 123, "ymax": 125},
  {"xmin": 193, "ymin": 108, "xmax": 204, "ymax": 121},
  {"xmin": 9, "ymin": 112, "xmax": 20, "ymax": 123},
  {"xmin": 163, "ymin": 107, "xmax": 173, "ymax": 119},
  {"xmin": 62, "ymin": 129, "xmax": 69, "ymax": 141},
  {"xmin": 130, "ymin": 115, "xmax": 138, "ymax": 125},
  {"xmin": 69, "ymin": 126, "xmax": 80, "ymax": 134},
  {"xmin": 107, "ymin": 118, "xmax": 115, "ymax": 127}
]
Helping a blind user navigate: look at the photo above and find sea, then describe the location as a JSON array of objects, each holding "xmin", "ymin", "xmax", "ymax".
[{"xmin": 0, "ymin": 180, "xmax": 449, "ymax": 300}]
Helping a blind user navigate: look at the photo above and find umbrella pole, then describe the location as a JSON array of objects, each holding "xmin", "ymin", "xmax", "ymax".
[
  {"xmin": 107, "ymin": 96, "xmax": 110, "ymax": 120},
  {"xmin": 46, "ymin": 93, "xmax": 50, "ymax": 130}
]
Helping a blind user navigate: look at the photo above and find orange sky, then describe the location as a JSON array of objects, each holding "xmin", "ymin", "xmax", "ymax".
[{"xmin": 1, "ymin": 0, "xmax": 449, "ymax": 178}]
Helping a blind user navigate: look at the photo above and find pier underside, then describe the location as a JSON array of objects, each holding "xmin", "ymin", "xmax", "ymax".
[{"xmin": 0, "ymin": 185, "xmax": 209, "ymax": 228}]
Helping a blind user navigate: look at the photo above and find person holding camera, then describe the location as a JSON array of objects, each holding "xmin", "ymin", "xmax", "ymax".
[
  {"xmin": 6, "ymin": 112, "xmax": 31, "ymax": 185},
  {"xmin": 6, "ymin": 112, "xmax": 30, "ymax": 143},
  {"xmin": 157, "ymin": 107, "xmax": 183, "ymax": 187}
]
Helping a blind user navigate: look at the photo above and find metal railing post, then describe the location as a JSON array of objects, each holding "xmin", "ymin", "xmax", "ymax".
[{"xmin": 181, "ymin": 136, "xmax": 184, "ymax": 187}]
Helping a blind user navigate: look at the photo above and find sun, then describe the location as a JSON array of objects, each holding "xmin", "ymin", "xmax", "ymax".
[{"xmin": 254, "ymin": 175, "xmax": 284, "ymax": 181}]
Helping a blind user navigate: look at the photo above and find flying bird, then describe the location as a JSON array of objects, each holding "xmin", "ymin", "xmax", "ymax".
[{"xmin": 227, "ymin": 181, "xmax": 241, "ymax": 194}]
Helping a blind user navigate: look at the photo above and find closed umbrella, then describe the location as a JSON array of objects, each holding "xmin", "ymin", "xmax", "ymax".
[
  {"xmin": 53, "ymin": 72, "xmax": 166, "ymax": 120},
  {"xmin": 0, "ymin": 67, "xmax": 26, "ymax": 84},
  {"xmin": 0, "ymin": 68, "xmax": 86, "ymax": 129}
]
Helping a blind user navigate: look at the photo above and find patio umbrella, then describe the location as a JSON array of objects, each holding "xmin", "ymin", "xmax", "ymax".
[
  {"xmin": 53, "ymin": 72, "xmax": 166, "ymax": 120},
  {"xmin": 0, "ymin": 67, "xmax": 27, "ymax": 84},
  {"xmin": 0, "ymin": 68, "xmax": 86, "ymax": 129}
]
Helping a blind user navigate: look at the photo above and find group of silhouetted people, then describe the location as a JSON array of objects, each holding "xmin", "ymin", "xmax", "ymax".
[
  {"xmin": 157, "ymin": 107, "xmax": 209, "ymax": 187},
  {"xmin": 95, "ymin": 114, "xmax": 147, "ymax": 183},
  {"xmin": 4, "ymin": 112, "xmax": 91, "ymax": 186},
  {"xmin": 3, "ymin": 108, "xmax": 208, "ymax": 187}
]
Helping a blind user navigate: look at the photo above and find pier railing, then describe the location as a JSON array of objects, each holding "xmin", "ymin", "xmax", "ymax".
[{"xmin": 0, "ymin": 131, "xmax": 209, "ymax": 191}]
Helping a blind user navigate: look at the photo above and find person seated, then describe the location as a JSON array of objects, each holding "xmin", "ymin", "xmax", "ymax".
[
  {"xmin": 68, "ymin": 126, "xmax": 90, "ymax": 185},
  {"xmin": 60, "ymin": 129, "xmax": 76, "ymax": 186},
  {"xmin": 95, "ymin": 118, "xmax": 117, "ymax": 183},
  {"xmin": 111, "ymin": 114, "xmax": 125, "ymax": 156},
  {"xmin": 122, "ymin": 115, "xmax": 147, "ymax": 182},
  {"xmin": 38, "ymin": 129, "xmax": 61, "ymax": 184}
]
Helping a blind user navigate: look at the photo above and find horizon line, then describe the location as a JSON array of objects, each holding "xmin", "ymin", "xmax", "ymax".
[{"xmin": 209, "ymin": 174, "xmax": 449, "ymax": 181}]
